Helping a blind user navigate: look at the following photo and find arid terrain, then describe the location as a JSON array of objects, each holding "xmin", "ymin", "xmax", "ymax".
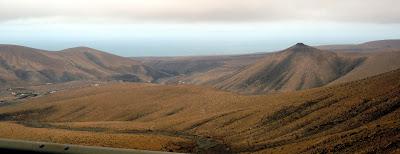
[
  {"xmin": 0, "ymin": 40, "xmax": 400, "ymax": 153},
  {"xmin": 2, "ymin": 40, "xmax": 400, "ymax": 94},
  {"xmin": 139, "ymin": 40, "xmax": 400, "ymax": 94},
  {"xmin": 0, "ymin": 45, "xmax": 170, "ymax": 86}
]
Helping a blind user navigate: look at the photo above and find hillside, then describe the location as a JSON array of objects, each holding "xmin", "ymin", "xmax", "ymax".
[
  {"xmin": 330, "ymin": 50, "xmax": 400, "ymax": 84},
  {"xmin": 3, "ymin": 40, "xmax": 400, "ymax": 94},
  {"xmin": 141, "ymin": 40, "xmax": 400, "ymax": 94},
  {"xmin": 210, "ymin": 43, "xmax": 364, "ymax": 93},
  {"xmin": 135, "ymin": 53, "xmax": 267, "ymax": 84},
  {"xmin": 0, "ymin": 68, "xmax": 399, "ymax": 153},
  {"xmin": 0, "ymin": 45, "xmax": 169, "ymax": 86}
]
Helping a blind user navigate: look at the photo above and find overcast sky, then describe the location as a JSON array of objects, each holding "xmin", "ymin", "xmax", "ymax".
[{"xmin": 1, "ymin": 0, "xmax": 399, "ymax": 56}]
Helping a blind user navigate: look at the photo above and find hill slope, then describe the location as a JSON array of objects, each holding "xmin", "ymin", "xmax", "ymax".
[
  {"xmin": 0, "ymin": 45, "xmax": 169, "ymax": 86},
  {"xmin": 148, "ymin": 41, "xmax": 400, "ymax": 94},
  {"xmin": 213, "ymin": 43, "xmax": 364, "ymax": 93},
  {"xmin": 331, "ymin": 50, "xmax": 400, "ymax": 84},
  {"xmin": 135, "ymin": 53, "xmax": 267, "ymax": 84},
  {"xmin": 0, "ymin": 68, "xmax": 399, "ymax": 153},
  {"xmin": 136, "ymin": 40, "xmax": 400, "ymax": 94}
]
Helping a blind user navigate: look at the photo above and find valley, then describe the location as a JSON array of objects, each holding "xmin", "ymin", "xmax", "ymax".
[
  {"xmin": 0, "ymin": 39, "xmax": 400, "ymax": 153},
  {"xmin": 0, "ymin": 68, "xmax": 399, "ymax": 153}
]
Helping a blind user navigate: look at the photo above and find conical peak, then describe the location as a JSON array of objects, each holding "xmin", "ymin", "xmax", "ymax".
[
  {"xmin": 296, "ymin": 43, "xmax": 306, "ymax": 46},
  {"xmin": 282, "ymin": 42, "xmax": 321, "ymax": 54},
  {"xmin": 287, "ymin": 42, "xmax": 312, "ymax": 50},
  {"xmin": 292, "ymin": 43, "xmax": 311, "ymax": 49}
]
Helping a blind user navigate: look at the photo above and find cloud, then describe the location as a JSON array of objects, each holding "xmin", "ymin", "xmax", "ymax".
[{"xmin": 0, "ymin": 0, "xmax": 399, "ymax": 23}]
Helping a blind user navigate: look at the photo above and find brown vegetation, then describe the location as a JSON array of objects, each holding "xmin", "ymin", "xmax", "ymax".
[
  {"xmin": 0, "ymin": 45, "xmax": 169, "ymax": 86},
  {"xmin": 211, "ymin": 43, "xmax": 365, "ymax": 93},
  {"xmin": 0, "ymin": 67, "xmax": 399, "ymax": 153},
  {"xmin": 141, "ymin": 40, "xmax": 400, "ymax": 94}
]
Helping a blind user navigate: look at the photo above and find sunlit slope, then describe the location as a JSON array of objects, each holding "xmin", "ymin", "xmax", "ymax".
[
  {"xmin": 331, "ymin": 50, "xmax": 400, "ymax": 84},
  {"xmin": 0, "ymin": 45, "xmax": 168, "ymax": 85},
  {"xmin": 138, "ymin": 40, "xmax": 400, "ymax": 94},
  {"xmin": 0, "ymin": 68, "xmax": 399, "ymax": 153},
  {"xmin": 213, "ymin": 43, "xmax": 364, "ymax": 93}
]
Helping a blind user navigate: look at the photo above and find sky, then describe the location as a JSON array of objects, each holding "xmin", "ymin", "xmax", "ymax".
[{"xmin": 0, "ymin": 0, "xmax": 400, "ymax": 57}]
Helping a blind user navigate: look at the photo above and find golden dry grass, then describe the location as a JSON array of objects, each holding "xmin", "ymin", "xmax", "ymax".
[
  {"xmin": 0, "ymin": 45, "xmax": 159, "ymax": 85},
  {"xmin": 0, "ymin": 122, "xmax": 191, "ymax": 152},
  {"xmin": 165, "ymin": 44, "xmax": 400, "ymax": 95},
  {"xmin": 149, "ymin": 42, "xmax": 400, "ymax": 95},
  {"xmin": 0, "ymin": 69, "xmax": 399, "ymax": 153}
]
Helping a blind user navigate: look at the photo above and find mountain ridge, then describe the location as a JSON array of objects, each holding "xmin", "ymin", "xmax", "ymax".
[
  {"xmin": 141, "ymin": 40, "xmax": 400, "ymax": 94},
  {"xmin": 2, "ymin": 39, "xmax": 400, "ymax": 93},
  {"xmin": 0, "ymin": 44, "xmax": 169, "ymax": 86}
]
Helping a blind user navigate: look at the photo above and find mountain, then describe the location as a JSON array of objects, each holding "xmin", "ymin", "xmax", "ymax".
[
  {"xmin": 2, "ymin": 39, "xmax": 400, "ymax": 93},
  {"xmin": 0, "ymin": 68, "xmax": 399, "ymax": 153},
  {"xmin": 207, "ymin": 43, "xmax": 364, "ymax": 93},
  {"xmin": 0, "ymin": 45, "xmax": 169, "ymax": 86},
  {"xmin": 140, "ymin": 40, "xmax": 400, "ymax": 94}
]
